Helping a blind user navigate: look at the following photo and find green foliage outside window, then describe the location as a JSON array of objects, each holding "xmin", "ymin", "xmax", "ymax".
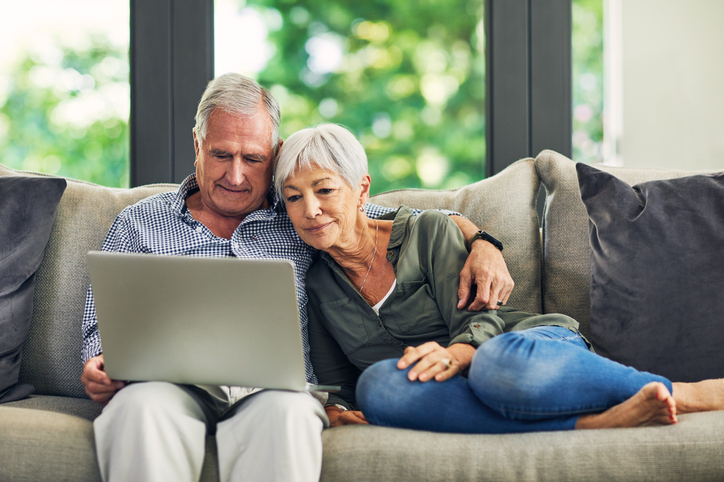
[
  {"xmin": 0, "ymin": 33, "xmax": 129, "ymax": 187},
  {"xmin": 572, "ymin": 0, "xmax": 604, "ymax": 164},
  {"xmin": 246, "ymin": 0, "xmax": 486, "ymax": 194},
  {"xmin": 0, "ymin": 1, "xmax": 603, "ymax": 190}
]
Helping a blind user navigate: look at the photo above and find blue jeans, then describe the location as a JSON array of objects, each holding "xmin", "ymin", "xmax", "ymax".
[{"xmin": 356, "ymin": 326, "xmax": 672, "ymax": 434}]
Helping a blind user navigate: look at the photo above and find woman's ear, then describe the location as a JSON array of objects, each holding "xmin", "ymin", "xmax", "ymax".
[{"xmin": 359, "ymin": 174, "xmax": 372, "ymax": 206}]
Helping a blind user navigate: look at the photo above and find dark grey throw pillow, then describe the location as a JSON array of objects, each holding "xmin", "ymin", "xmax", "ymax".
[
  {"xmin": 577, "ymin": 163, "xmax": 724, "ymax": 382},
  {"xmin": 0, "ymin": 176, "xmax": 67, "ymax": 402}
]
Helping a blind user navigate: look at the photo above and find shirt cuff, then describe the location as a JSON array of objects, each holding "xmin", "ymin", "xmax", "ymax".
[{"xmin": 326, "ymin": 394, "xmax": 354, "ymax": 411}]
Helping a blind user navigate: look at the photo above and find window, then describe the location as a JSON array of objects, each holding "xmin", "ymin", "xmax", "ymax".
[
  {"xmin": 572, "ymin": 0, "xmax": 724, "ymax": 171},
  {"xmin": 572, "ymin": 0, "xmax": 603, "ymax": 165},
  {"xmin": 0, "ymin": 1, "xmax": 130, "ymax": 187},
  {"xmin": 215, "ymin": 0, "xmax": 485, "ymax": 194},
  {"xmin": 603, "ymin": 0, "xmax": 724, "ymax": 170}
]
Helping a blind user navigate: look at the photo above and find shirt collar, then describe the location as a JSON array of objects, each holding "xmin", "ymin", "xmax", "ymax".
[
  {"xmin": 387, "ymin": 206, "xmax": 413, "ymax": 249},
  {"xmin": 172, "ymin": 174, "xmax": 199, "ymax": 216},
  {"xmin": 319, "ymin": 205, "xmax": 413, "ymax": 268}
]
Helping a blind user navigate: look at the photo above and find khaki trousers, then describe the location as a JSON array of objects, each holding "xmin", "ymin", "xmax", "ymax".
[{"xmin": 94, "ymin": 382, "xmax": 327, "ymax": 482}]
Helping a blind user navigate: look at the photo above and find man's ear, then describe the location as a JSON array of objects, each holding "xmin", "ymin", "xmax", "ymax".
[
  {"xmin": 359, "ymin": 174, "xmax": 372, "ymax": 206},
  {"xmin": 272, "ymin": 138, "xmax": 284, "ymax": 166},
  {"xmin": 193, "ymin": 129, "xmax": 200, "ymax": 166}
]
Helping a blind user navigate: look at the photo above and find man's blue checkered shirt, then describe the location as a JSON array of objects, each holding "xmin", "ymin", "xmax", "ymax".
[{"xmin": 81, "ymin": 174, "xmax": 398, "ymax": 384}]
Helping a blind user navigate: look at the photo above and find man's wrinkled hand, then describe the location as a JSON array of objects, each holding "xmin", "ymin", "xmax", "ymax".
[
  {"xmin": 457, "ymin": 239, "xmax": 514, "ymax": 311},
  {"xmin": 80, "ymin": 355, "xmax": 125, "ymax": 404}
]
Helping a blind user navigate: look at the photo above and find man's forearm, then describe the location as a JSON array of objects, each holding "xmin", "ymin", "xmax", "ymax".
[{"xmin": 449, "ymin": 215, "xmax": 481, "ymax": 246}]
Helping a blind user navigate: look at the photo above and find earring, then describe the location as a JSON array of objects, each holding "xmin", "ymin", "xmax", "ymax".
[{"xmin": 359, "ymin": 205, "xmax": 365, "ymax": 212}]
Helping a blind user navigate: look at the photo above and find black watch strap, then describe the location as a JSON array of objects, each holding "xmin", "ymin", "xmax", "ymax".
[{"xmin": 466, "ymin": 230, "xmax": 503, "ymax": 252}]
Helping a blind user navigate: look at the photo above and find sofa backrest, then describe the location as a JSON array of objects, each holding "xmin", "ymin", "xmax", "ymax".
[
  {"xmin": 0, "ymin": 164, "xmax": 177, "ymax": 398},
  {"xmin": 535, "ymin": 150, "xmax": 716, "ymax": 338},
  {"xmin": 371, "ymin": 158, "xmax": 543, "ymax": 314},
  {"xmin": 4, "ymin": 158, "xmax": 543, "ymax": 400}
]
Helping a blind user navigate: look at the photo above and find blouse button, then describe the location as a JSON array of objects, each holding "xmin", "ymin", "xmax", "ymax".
[
  {"xmin": 473, "ymin": 323, "xmax": 481, "ymax": 328},
  {"xmin": 195, "ymin": 226, "xmax": 203, "ymax": 233}
]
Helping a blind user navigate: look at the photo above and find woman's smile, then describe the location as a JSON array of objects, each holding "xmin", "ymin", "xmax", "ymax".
[{"xmin": 304, "ymin": 221, "xmax": 333, "ymax": 235}]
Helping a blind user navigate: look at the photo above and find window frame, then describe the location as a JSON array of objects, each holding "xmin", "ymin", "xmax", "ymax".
[{"xmin": 130, "ymin": 0, "xmax": 214, "ymax": 185}]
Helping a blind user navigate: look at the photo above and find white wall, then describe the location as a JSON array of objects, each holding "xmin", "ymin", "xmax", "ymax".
[{"xmin": 607, "ymin": 0, "xmax": 724, "ymax": 170}]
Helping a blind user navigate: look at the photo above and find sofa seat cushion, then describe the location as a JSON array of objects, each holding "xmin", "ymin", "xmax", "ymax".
[
  {"xmin": 4, "ymin": 394, "xmax": 103, "ymax": 421},
  {"xmin": 320, "ymin": 412, "xmax": 724, "ymax": 481},
  {"xmin": 0, "ymin": 400, "xmax": 220, "ymax": 482},
  {"xmin": 370, "ymin": 158, "xmax": 542, "ymax": 314},
  {"xmin": 0, "ymin": 406, "xmax": 102, "ymax": 482}
]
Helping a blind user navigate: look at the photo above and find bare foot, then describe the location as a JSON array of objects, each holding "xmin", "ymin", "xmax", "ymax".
[
  {"xmin": 672, "ymin": 379, "xmax": 724, "ymax": 414},
  {"xmin": 575, "ymin": 382, "xmax": 677, "ymax": 430}
]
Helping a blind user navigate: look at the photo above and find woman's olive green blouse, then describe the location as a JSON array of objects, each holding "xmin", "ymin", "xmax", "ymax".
[{"xmin": 306, "ymin": 207, "xmax": 580, "ymax": 409}]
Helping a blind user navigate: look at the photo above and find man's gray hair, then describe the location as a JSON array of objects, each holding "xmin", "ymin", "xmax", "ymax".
[
  {"xmin": 194, "ymin": 73, "xmax": 281, "ymax": 154},
  {"xmin": 274, "ymin": 123, "xmax": 368, "ymax": 201}
]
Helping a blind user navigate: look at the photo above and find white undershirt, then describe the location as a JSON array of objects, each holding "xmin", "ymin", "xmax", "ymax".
[{"xmin": 371, "ymin": 278, "xmax": 397, "ymax": 314}]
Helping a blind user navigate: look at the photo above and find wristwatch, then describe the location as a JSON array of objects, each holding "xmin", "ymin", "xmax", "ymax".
[{"xmin": 466, "ymin": 230, "xmax": 503, "ymax": 252}]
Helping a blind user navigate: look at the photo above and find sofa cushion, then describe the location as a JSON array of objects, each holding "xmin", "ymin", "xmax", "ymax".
[
  {"xmin": 320, "ymin": 412, "xmax": 724, "ymax": 481},
  {"xmin": 0, "ymin": 176, "xmax": 67, "ymax": 403},
  {"xmin": 370, "ymin": 158, "xmax": 542, "ymax": 314},
  {"xmin": 0, "ymin": 404, "xmax": 220, "ymax": 482},
  {"xmin": 577, "ymin": 163, "xmax": 724, "ymax": 382},
  {"xmin": 535, "ymin": 150, "xmax": 716, "ymax": 338},
  {"xmin": 0, "ymin": 163, "xmax": 178, "ymax": 398},
  {"xmin": 3, "ymin": 394, "xmax": 103, "ymax": 421},
  {"xmin": 0, "ymin": 406, "xmax": 101, "ymax": 482}
]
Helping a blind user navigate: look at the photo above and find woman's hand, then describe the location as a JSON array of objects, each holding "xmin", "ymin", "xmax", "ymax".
[
  {"xmin": 397, "ymin": 342, "xmax": 476, "ymax": 382},
  {"xmin": 325, "ymin": 406, "xmax": 368, "ymax": 427}
]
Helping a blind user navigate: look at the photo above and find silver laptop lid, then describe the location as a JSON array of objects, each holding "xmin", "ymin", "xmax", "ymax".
[{"xmin": 87, "ymin": 251, "xmax": 314, "ymax": 391}]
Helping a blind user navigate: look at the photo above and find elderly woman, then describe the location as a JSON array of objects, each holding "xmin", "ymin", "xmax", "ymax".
[{"xmin": 275, "ymin": 123, "xmax": 724, "ymax": 433}]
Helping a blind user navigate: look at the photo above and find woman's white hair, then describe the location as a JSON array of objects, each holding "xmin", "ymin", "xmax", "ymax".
[
  {"xmin": 274, "ymin": 123, "xmax": 368, "ymax": 201},
  {"xmin": 194, "ymin": 73, "xmax": 281, "ymax": 154}
]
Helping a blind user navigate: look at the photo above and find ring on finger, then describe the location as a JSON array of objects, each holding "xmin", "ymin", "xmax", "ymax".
[{"xmin": 440, "ymin": 357, "xmax": 453, "ymax": 369}]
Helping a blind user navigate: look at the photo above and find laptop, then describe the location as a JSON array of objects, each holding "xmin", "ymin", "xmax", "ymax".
[{"xmin": 87, "ymin": 251, "xmax": 337, "ymax": 392}]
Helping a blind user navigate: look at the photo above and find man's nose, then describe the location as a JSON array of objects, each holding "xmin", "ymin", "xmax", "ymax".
[{"xmin": 227, "ymin": 158, "xmax": 245, "ymax": 185}]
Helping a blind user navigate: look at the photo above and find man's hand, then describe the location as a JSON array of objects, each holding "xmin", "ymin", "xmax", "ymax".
[
  {"xmin": 325, "ymin": 406, "xmax": 368, "ymax": 427},
  {"xmin": 80, "ymin": 355, "xmax": 125, "ymax": 404},
  {"xmin": 449, "ymin": 215, "xmax": 514, "ymax": 311},
  {"xmin": 398, "ymin": 341, "xmax": 476, "ymax": 382},
  {"xmin": 458, "ymin": 238, "xmax": 514, "ymax": 311}
]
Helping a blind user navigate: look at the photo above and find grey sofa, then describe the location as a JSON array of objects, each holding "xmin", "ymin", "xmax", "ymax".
[{"xmin": 2, "ymin": 150, "xmax": 723, "ymax": 482}]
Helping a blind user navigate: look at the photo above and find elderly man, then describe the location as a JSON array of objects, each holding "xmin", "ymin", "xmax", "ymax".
[{"xmin": 80, "ymin": 73, "xmax": 513, "ymax": 482}]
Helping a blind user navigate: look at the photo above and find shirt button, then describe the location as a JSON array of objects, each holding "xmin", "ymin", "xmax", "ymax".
[
  {"xmin": 473, "ymin": 324, "xmax": 481, "ymax": 328},
  {"xmin": 195, "ymin": 226, "xmax": 203, "ymax": 233},
  {"xmin": 386, "ymin": 251, "xmax": 394, "ymax": 259}
]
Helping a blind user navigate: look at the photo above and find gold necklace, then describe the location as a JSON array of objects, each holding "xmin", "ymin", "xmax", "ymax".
[{"xmin": 359, "ymin": 220, "xmax": 378, "ymax": 293}]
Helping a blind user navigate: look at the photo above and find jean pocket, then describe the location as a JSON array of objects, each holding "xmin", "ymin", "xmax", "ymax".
[{"xmin": 318, "ymin": 298, "xmax": 372, "ymax": 354}]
